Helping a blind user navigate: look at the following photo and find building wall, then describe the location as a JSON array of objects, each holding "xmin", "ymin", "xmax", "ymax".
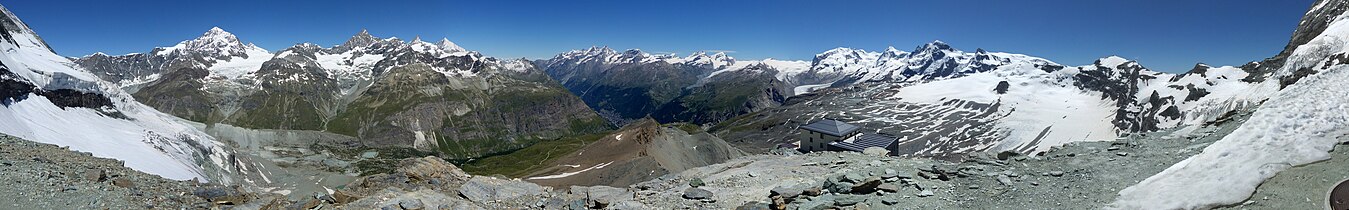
[{"xmin": 799, "ymin": 130, "xmax": 842, "ymax": 152}]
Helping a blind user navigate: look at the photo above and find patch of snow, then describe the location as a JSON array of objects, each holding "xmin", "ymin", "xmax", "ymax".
[
  {"xmin": 793, "ymin": 84, "xmax": 831, "ymax": 95},
  {"xmin": 206, "ymin": 47, "xmax": 272, "ymax": 80},
  {"xmin": 526, "ymin": 161, "xmax": 614, "ymax": 180}
]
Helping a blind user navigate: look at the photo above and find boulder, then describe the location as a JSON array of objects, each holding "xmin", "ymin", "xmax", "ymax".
[
  {"xmin": 824, "ymin": 177, "xmax": 855, "ymax": 194},
  {"xmin": 689, "ymin": 178, "xmax": 706, "ymax": 188},
  {"xmin": 916, "ymin": 190, "xmax": 934, "ymax": 197},
  {"xmin": 110, "ymin": 178, "xmax": 134, "ymax": 188},
  {"xmin": 770, "ymin": 184, "xmax": 806, "ymax": 199},
  {"xmin": 457, "ymin": 176, "xmax": 545, "ymax": 203},
  {"xmin": 996, "ymin": 175, "xmax": 1013, "ymax": 186},
  {"xmin": 1049, "ymin": 171, "xmax": 1065, "ymax": 177},
  {"xmin": 862, "ymin": 147, "xmax": 889, "ymax": 156},
  {"xmin": 682, "ymin": 188, "xmax": 713, "ymax": 200},
  {"xmin": 572, "ymin": 186, "xmax": 633, "ymax": 208},
  {"xmin": 82, "ymin": 169, "xmax": 106, "ymax": 183},
  {"xmin": 877, "ymin": 183, "xmax": 901, "ymax": 193},
  {"xmin": 996, "ymin": 151, "xmax": 1019, "ymax": 160},
  {"xmin": 849, "ymin": 177, "xmax": 883, "ymax": 194}
]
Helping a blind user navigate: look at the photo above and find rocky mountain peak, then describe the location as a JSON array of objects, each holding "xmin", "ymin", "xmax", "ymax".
[
  {"xmin": 1095, "ymin": 56, "xmax": 1135, "ymax": 69},
  {"xmin": 878, "ymin": 46, "xmax": 908, "ymax": 59},
  {"xmin": 685, "ymin": 51, "xmax": 736, "ymax": 68},
  {"xmin": 437, "ymin": 38, "xmax": 466, "ymax": 52},
  {"xmin": 156, "ymin": 27, "xmax": 256, "ymax": 57},
  {"xmin": 341, "ymin": 29, "xmax": 378, "ymax": 48},
  {"xmin": 915, "ymin": 40, "xmax": 955, "ymax": 53}
]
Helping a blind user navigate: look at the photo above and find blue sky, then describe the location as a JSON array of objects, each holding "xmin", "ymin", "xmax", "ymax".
[{"xmin": 4, "ymin": 0, "xmax": 1315, "ymax": 72}]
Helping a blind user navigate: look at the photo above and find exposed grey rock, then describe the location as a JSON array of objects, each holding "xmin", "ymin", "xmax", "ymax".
[
  {"xmin": 917, "ymin": 190, "xmax": 934, "ymax": 197},
  {"xmin": 798, "ymin": 194, "xmax": 835, "ymax": 210},
  {"xmin": 608, "ymin": 200, "xmax": 648, "ymax": 210},
  {"xmin": 82, "ymin": 169, "xmax": 106, "ymax": 183},
  {"xmin": 834, "ymin": 194, "xmax": 865, "ymax": 206},
  {"xmin": 1116, "ymin": 152, "xmax": 1130, "ymax": 157},
  {"xmin": 863, "ymin": 147, "xmax": 889, "ymax": 156},
  {"xmin": 850, "ymin": 177, "xmax": 883, "ymax": 194},
  {"xmin": 573, "ymin": 186, "xmax": 632, "ymax": 207},
  {"xmin": 996, "ymin": 175, "xmax": 1013, "ymax": 186},
  {"xmin": 682, "ymin": 188, "xmax": 713, "ymax": 200},
  {"xmin": 881, "ymin": 197, "xmax": 900, "ymax": 205},
  {"xmin": 110, "ymin": 178, "xmax": 134, "ymax": 188},
  {"xmin": 689, "ymin": 178, "xmax": 706, "ymax": 188},
  {"xmin": 771, "ymin": 184, "xmax": 806, "ymax": 199},
  {"xmin": 735, "ymin": 201, "xmax": 771, "ymax": 210},
  {"xmin": 877, "ymin": 183, "xmax": 900, "ymax": 193},
  {"xmin": 539, "ymin": 197, "xmax": 567, "ymax": 209},
  {"xmin": 825, "ymin": 177, "xmax": 855, "ymax": 194},
  {"xmin": 457, "ymin": 177, "xmax": 545, "ymax": 203},
  {"xmin": 398, "ymin": 199, "xmax": 424, "ymax": 210},
  {"xmin": 1049, "ymin": 171, "xmax": 1065, "ymax": 177},
  {"xmin": 192, "ymin": 187, "xmax": 250, "ymax": 204}
]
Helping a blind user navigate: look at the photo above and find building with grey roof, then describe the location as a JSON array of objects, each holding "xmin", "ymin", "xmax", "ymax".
[{"xmin": 797, "ymin": 119, "xmax": 900, "ymax": 155}]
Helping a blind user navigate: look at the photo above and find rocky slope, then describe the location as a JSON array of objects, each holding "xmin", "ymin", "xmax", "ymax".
[
  {"xmin": 521, "ymin": 119, "xmax": 746, "ymax": 188},
  {"xmin": 74, "ymin": 29, "xmax": 611, "ymax": 159},
  {"xmin": 0, "ymin": 134, "xmax": 247, "ymax": 209}
]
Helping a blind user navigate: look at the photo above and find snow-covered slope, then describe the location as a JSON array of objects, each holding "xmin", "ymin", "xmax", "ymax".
[
  {"xmin": 0, "ymin": 5, "xmax": 237, "ymax": 183},
  {"xmin": 1112, "ymin": 1, "xmax": 1349, "ymax": 208}
]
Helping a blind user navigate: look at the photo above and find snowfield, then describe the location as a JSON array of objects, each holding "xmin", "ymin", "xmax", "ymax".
[
  {"xmin": 1111, "ymin": 11, "xmax": 1349, "ymax": 210},
  {"xmin": 0, "ymin": 8, "xmax": 237, "ymax": 183},
  {"xmin": 888, "ymin": 60, "xmax": 1119, "ymax": 154}
]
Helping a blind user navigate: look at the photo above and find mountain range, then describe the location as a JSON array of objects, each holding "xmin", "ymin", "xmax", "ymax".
[
  {"xmin": 0, "ymin": 1, "xmax": 1346, "ymax": 209},
  {"xmin": 73, "ymin": 28, "xmax": 610, "ymax": 159}
]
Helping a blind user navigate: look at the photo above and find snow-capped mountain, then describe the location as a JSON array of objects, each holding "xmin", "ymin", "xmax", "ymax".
[
  {"xmin": 797, "ymin": 41, "xmax": 1061, "ymax": 88},
  {"xmin": 540, "ymin": 47, "xmax": 814, "ymax": 125},
  {"xmin": 75, "ymin": 28, "xmax": 609, "ymax": 159},
  {"xmin": 707, "ymin": 40, "xmax": 1280, "ymax": 158},
  {"xmin": 0, "ymin": 5, "xmax": 243, "ymax": 183}
]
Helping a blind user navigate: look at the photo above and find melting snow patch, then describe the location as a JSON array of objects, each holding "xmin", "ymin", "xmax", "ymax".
[{"xmin": 526, "ymin": 161, "xmax": 614, "ymax": 180}]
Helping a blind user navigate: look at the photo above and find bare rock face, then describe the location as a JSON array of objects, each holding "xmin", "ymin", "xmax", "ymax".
[
  {"xmin": 397, "ymin": 157, "xmax": 471, "ymax": 182},
  {"xmin": 457, "ymin": 176, "xmax": 547, "ymax": 203},
  {"xmin": 340, "ymin": 156, "xmax": 473, "ymax": 200}
]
